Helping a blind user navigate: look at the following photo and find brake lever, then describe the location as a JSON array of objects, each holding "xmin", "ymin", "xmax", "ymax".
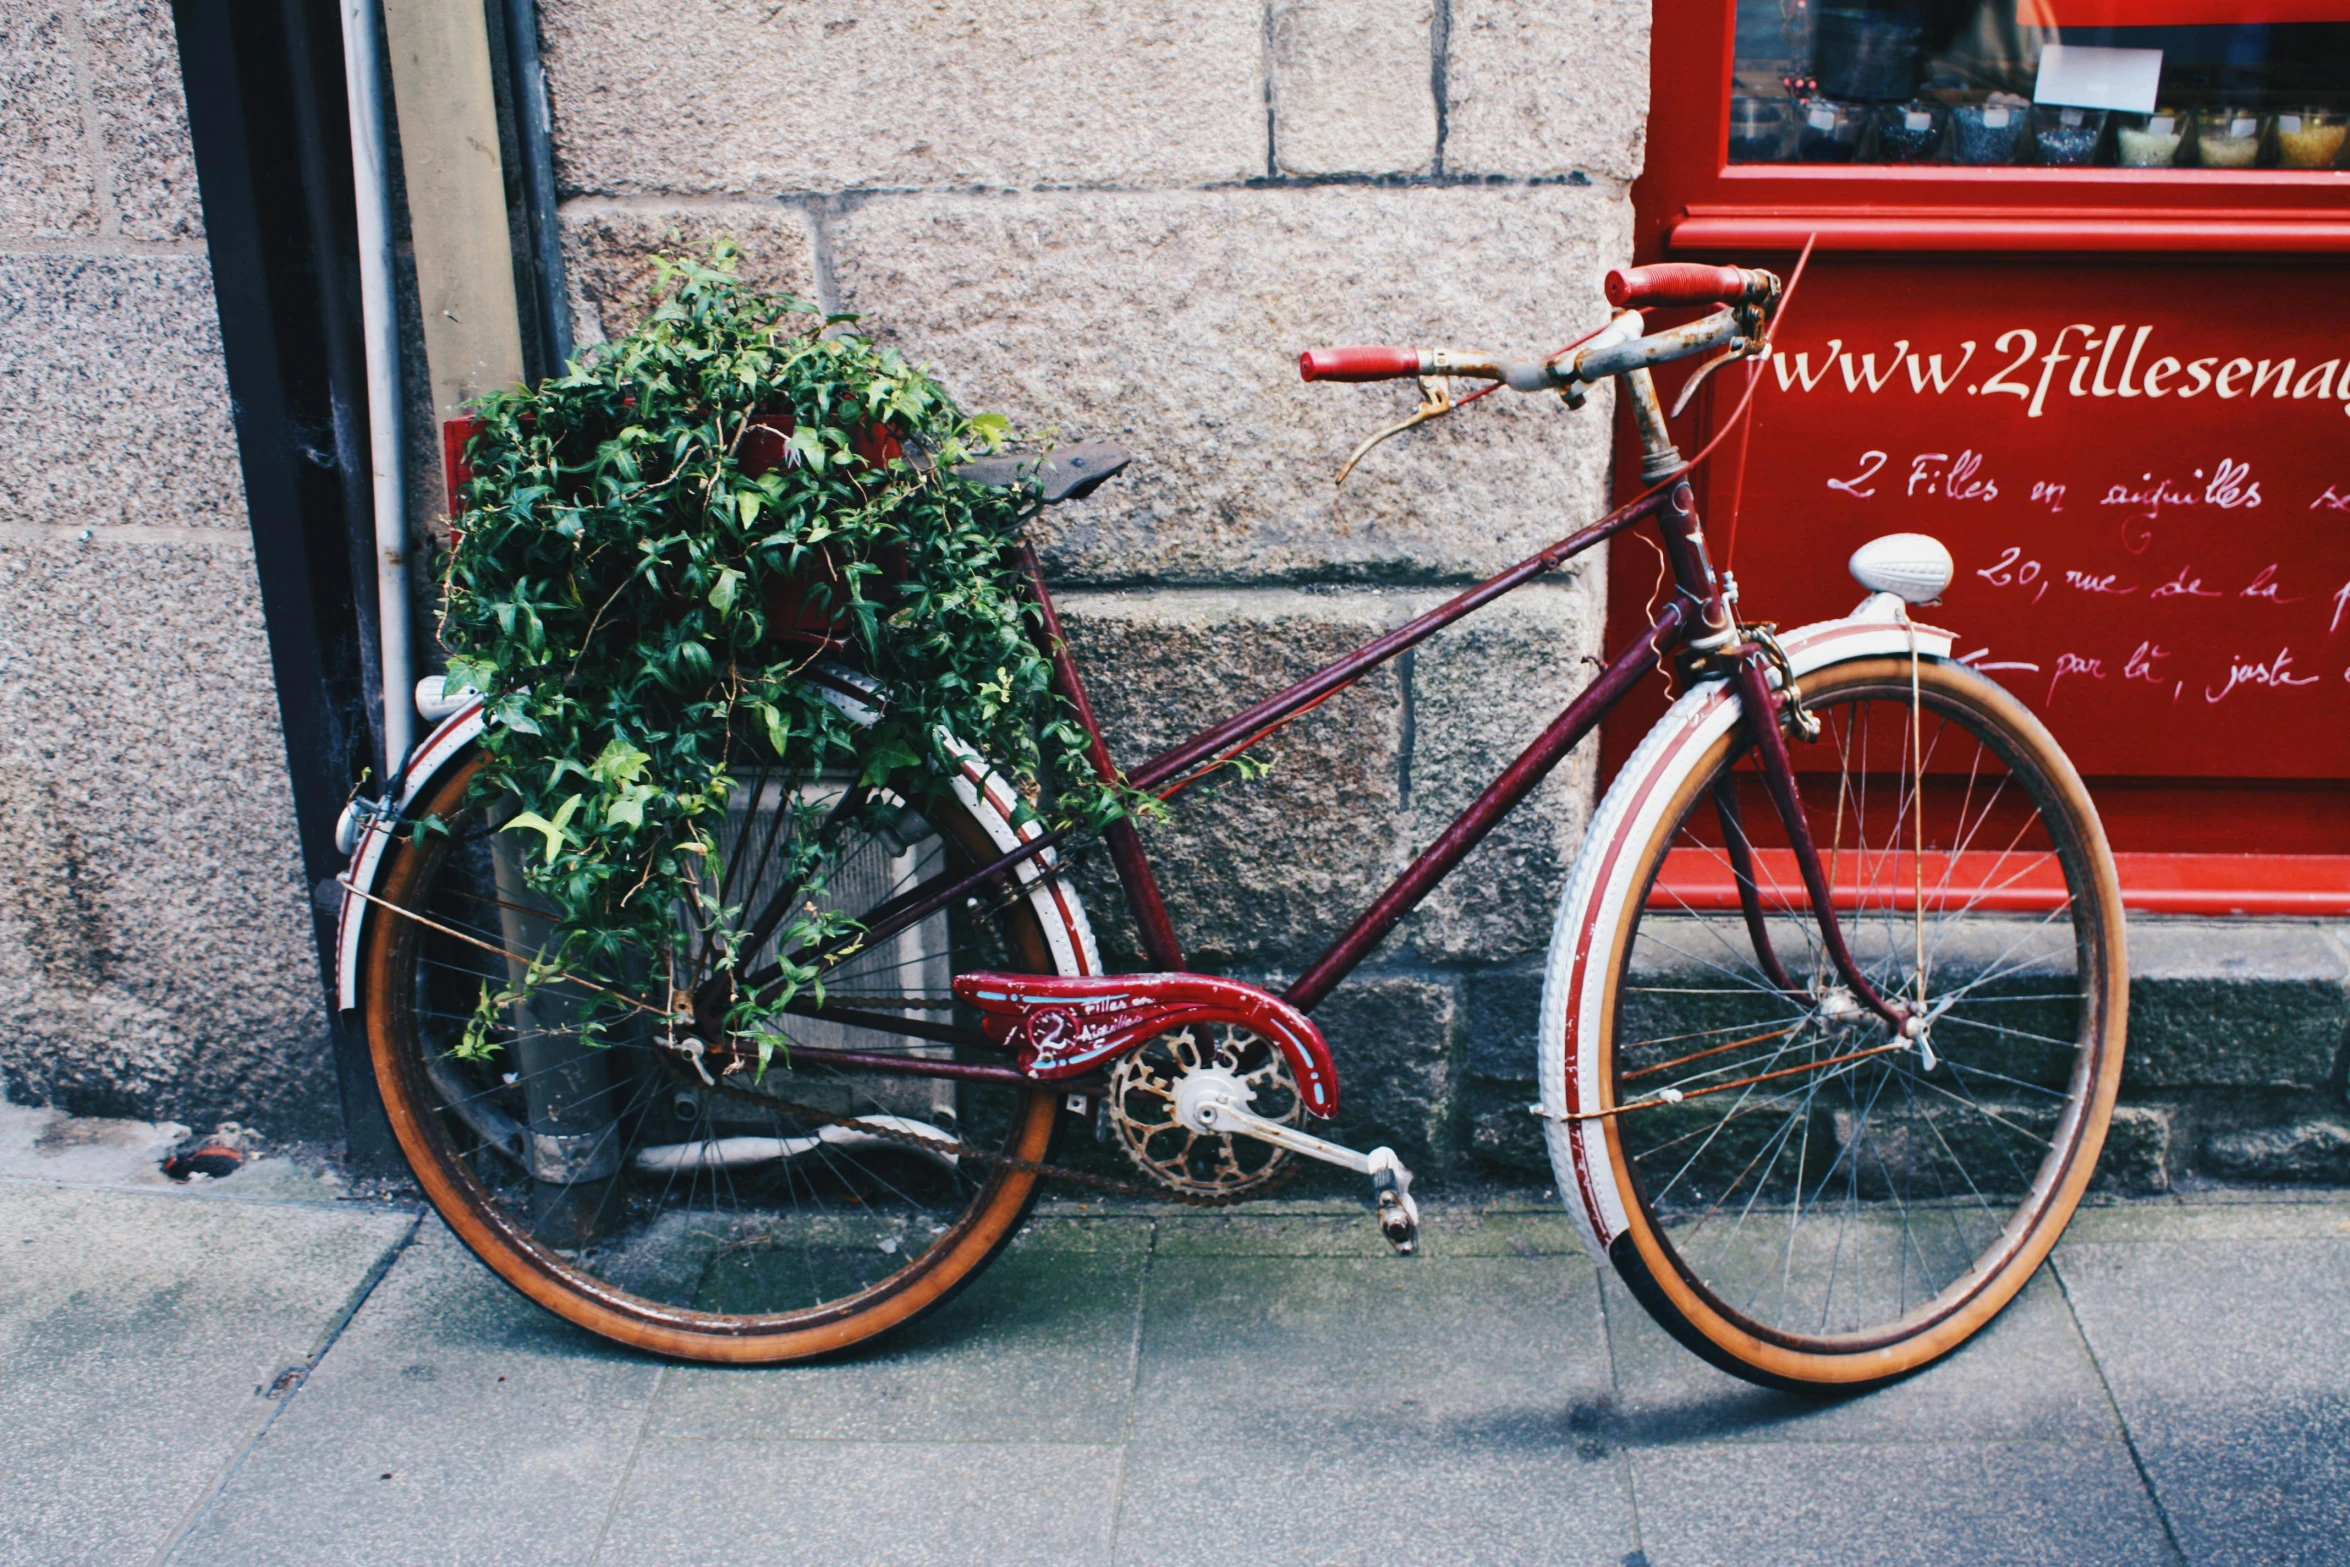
[
  {"xmin": 1667, "ymin": 305, "xmax": 1767, "ymax": 420},
  {"xmin": 1335, "ymin": 377, "xmax": 1454, "ymax": 487}
]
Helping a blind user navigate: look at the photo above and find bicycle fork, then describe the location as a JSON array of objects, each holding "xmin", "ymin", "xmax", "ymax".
[
  {"xmin": 1729, "ymin": 654, "xmax": 1917, "ymax": 1042},
  {"xmin": 1627, "ymin": 363, "xmax": 1919, "ymax": 1053}
]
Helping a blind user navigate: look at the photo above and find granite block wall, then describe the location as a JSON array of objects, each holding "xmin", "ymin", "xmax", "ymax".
[
  {"xmin": 537, "ymin": 0, "xmax": 1646, "ymax": 1176},
  {"xmin": 0, "ymin": 0, "xmax": 333, "ymax": 1129},
  {"xmin": 7, "ymin": 0, "xmax": 2341, "ymax": 1189}
]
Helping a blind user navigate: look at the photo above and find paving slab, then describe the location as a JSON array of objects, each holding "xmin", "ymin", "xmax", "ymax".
[
  {"xmin": 1116, "ymin": 1249, "xmax": 1634, "ymax": 1564},
  {"xmin": 601, "ymin": 1437, "xmax": 1123, "ymax": 1567},
  {"xmin": 0, "ymin": 1181, "xmax": 415, "ymax": 1567},
  {"xmin": 1628, "ymin": 1439, "xmax": 2176, "ymax": 1567},
  {"xmin": 167, "ymin": 1219, "xmax": 665, "ymax": 1567},
  {"xmin": 2055, "ymin": 1227, "xmax": 2350, "ymax": 1567},
  {"xmin": 1114, "ymin": 1422, "xmax": 1635, "ymax": 1567},
  {"xmin": 10, "ymin": 1157, "xmax": 2345, "ymax": 1567},
  {"xmin": 1136, "ymin": 1252, "xmax": 1615, "ymax": 1433},
  {"xmin": 2061, "ymin": 1192, "xmax": 2350, "ymax": 1244},
  {"xmin": 1602, "ymin": 1268, "xmax": 2123, "ymax": 1449},
  {"xmin": 649, "ymin": 1227, "xmax": 1151, "ymax": 1446},
  {"xmin": 1150, "ymin": 1203, "xmax": 1586, "ymax": 1258}
]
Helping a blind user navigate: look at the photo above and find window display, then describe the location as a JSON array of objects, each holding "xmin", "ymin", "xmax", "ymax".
[{"xmin": 1729, "ymin": 1, "xmax": 2350, "ymax": 166}]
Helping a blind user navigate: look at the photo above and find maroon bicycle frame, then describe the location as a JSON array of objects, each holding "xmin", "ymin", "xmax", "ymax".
[
  {"xmin": 827, "ymin": 478, "xmax": 1698, "ymax": 986},
  {"xmin": 770, "ymin": 457, "xmax": 1914, "ymax": 1090},
  {"xmin": 1049, "ymin": 482, "xmax": 1691, "ymax": 1015}
]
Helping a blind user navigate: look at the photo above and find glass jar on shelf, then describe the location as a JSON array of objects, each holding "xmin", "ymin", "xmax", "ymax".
[
  {"xmin": 2194, "ymin": 107, "xmax": 2268, "ymax": 167},
  {"xmin": 2274, "ymin": 108, "xmax": 2347, "ymax": 169},
  {"xmin": 1795, "ymin": 96, "xmax": 1868, "ymax": 162},
  {"xmin": 1729, "ymin": 95, "xmax": 1796, "ymax": 162},
  {"xmin": 2032, "ymin": 104, "xmax": 2107, "ymax": 167},
  {"xmin": 1951, "ymin": 97, "xmax": 2028, "ymax": 165},
  {"xmin": 1872, "ymin": 100, "xmax": 1947, "ymax": 163},
  {"xmin": 2115, "ymin": 109, "xmax": 2187, "ymax": 168}
]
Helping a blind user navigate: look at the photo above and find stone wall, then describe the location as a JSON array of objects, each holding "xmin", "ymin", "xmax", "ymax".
[
  {"xmin": 0, "ymin": 0, "xmax": 334, "ymax": 1128},
  {"xmin": 536, "ymin": 0, "xmax": 1648, "ymax": 1172},
  {"xmin": 5, "ymin": 0, "xmax": 2339, "ymax": 1187}
]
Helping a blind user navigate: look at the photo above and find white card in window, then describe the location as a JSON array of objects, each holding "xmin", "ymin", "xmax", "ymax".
[{"xmin": 2032, "ymin": 43, "xmax": 2162, "ymax": 114}]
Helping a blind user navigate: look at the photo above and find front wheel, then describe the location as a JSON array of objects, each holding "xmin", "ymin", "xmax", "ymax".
[{"xmin": 1546, "ymin": 655, "xmax": 2125, "ymax": 1390}]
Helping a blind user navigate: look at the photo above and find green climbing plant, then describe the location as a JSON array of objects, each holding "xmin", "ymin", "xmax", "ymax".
[{"xmin": 435, "ymin": 240, "xmax": 1141, "ymax": 1065}]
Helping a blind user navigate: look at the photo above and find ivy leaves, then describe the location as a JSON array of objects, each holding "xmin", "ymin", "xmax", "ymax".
[{"xmin": 435, "ymin": 240, "xmax": 1128, "ymax": 1061}]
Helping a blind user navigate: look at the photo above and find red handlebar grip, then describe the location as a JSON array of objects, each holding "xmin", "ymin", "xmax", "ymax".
[
  {"xmin": 1604, "ymin": 264, "xmax": 1752, "ymax": 310},
  {"xmin": 1299, "ymin": 345, "xmax": 1424, "ymax": 383}
]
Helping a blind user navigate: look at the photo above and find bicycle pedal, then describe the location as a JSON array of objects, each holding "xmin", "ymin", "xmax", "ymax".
[{"xmin": 1367, "ymin": 1147, "xmax": 1420, "ymax": 1256}]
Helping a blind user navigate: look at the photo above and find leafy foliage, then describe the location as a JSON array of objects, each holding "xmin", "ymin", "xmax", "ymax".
[{"xmin": 436, "ymin": 241, "xmax": 1133, "ymax": 1058}]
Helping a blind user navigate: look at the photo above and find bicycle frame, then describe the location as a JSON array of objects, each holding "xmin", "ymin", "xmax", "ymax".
[{"xmin": 794, "ymin": 363, "xmax": 1914, "ymax": 1078}]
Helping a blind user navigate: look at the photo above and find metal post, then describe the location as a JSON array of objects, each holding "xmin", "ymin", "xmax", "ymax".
[{"xmin": 336, "ymin": 0, "xmax": 413, "ymax": 774}]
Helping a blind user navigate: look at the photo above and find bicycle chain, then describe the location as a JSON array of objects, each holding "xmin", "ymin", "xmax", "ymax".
[
  {"xmin": 689, "ymin": 833, "xmax": 1295, "ymax": 1208},
  {"xmin": 689, "ymin": 1066, "xmax": 1269, "ymax": 1208}
]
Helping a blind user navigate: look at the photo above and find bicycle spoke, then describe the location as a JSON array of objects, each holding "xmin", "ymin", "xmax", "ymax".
[{"xmin": 1601, "ymin": 662, "xmax": 2114, "ymax": 1365}]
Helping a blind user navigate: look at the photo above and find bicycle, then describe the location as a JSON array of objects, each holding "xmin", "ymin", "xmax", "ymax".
[{"xmin": 334, "ymin": 260, "xmax": 2125, "ymax": 1390}]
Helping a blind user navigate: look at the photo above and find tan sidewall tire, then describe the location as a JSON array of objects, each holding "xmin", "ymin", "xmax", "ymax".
[
  {"xmin": 362, "ymin": 748, "xmax": 1065, "ymax": 1364},
  {"xmin": 1592, "ymin": 657, "xmax": 2125, "ymax": 1390}
]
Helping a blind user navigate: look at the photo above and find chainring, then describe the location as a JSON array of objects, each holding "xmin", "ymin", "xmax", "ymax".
[{"xmin": 1106, "ymin": 1023, "xmax": 1301, "ymax": 1199}]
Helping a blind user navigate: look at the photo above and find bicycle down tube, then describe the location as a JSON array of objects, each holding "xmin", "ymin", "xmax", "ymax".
[{"xmin": 793, "ymin": 338, "xmax": 1914, "ymax": 1046}]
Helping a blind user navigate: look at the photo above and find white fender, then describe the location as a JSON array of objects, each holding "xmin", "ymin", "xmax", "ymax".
[
  {"xmin": 333, "ymin": 698, "xmax": 488, "ymax": 1011},
  {"xmin": 1536, "ymin": 610, "xmax": 1956, "ymax": 1262},
  {"xmin": 333, "ymin": 702, "xmax": 1099, "ymax": 1012}
]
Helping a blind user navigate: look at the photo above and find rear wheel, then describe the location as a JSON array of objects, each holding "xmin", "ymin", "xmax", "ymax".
[
  {"xmin": 361, "ymin": 743, "xmax": 1077, "ymax": 1363},
  {"xmin": 1568, "ymin": 656, "xmax": 2125, "ymax": 1390}
]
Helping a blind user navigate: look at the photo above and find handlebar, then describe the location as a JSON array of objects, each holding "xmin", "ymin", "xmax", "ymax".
[
  {"xmin": 1298, "ymin": 346, "xmax": 1425, "ymax": 382},
  {"xmin": 1297, "ymin": 265, "xmax": 1776, "ymax": 399},
  {"xmin": 1604, "ymin": 264, "xmax": 1778, "ymax": 310},
  {"xmin": 1298, "ymin": 309, "xmax": 1754, "ymax": 393}
]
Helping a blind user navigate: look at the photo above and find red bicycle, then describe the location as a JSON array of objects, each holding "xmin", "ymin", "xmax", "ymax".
[{"xmin": 338, "ymin": 261, "xmax": 2126, "ymax": 1390}]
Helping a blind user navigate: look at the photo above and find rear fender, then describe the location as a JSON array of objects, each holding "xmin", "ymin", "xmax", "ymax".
[
  {"xmin": 333, "ymin": 702, "xmax": 1103, "ymax": 1011},
  {"xmin": 333, "ymin": 699, "xmax": 487, "ymax": 1012}
]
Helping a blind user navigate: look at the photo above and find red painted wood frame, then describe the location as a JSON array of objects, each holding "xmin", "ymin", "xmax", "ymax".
[
  {"xmin": 1631, "ymin": 3, "xmax": 2350, "ymax": 262},
  {"xmin": 1608, "ymin": 0, "xmax": 2350, "ymax": 916}
]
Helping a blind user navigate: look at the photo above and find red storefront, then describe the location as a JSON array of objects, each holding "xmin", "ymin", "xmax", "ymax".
[{"xmin": 1610, "ymin": 0, "xmax": 2350, "ymax": 913}]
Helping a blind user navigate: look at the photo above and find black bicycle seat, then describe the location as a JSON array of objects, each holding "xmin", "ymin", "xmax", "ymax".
[{"xmin": 952, "ymin": 442, "xmax": 1133, "ymax": 505}]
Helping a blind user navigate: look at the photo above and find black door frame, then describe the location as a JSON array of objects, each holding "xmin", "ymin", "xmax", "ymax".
[{"xmin": 173, "ymin": 0, "xmax": 395, "ymax": 1164}]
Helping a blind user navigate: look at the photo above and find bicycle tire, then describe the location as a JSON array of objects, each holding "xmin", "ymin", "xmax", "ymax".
[
  {"xmin": 361, "ymin": 737, "xmax": 1092, "ymax": 1363},
  {"xmin": 1544, "ymin": 651, "xmax": 2125, "ymax": 1391}
]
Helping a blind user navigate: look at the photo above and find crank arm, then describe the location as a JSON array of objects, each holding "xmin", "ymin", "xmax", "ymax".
[{"xmin": 1189, "ymin": 1093, "xmax": 1420, "ymax": 1254}]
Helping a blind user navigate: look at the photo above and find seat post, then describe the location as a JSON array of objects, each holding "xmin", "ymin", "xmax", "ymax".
[{"xmin": 1012, "ymin": 545, "xmax": 1186, "ymax": 971}]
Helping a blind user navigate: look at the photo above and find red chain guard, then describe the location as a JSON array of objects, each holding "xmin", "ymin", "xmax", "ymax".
[{"xmin": 951, "ymin": 972, "xmax": 1339, "ymax": 1119}]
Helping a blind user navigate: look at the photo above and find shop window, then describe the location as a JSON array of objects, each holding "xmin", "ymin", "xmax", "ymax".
[{"xmin": 1728, "ymin": 2, "xmax": 2350, "ymax": 168}]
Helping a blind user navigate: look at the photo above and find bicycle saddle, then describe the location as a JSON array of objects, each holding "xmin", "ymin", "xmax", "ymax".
[{"xmin": 951, "ymin": 442, "xmax": 1132, "ymax": 504}]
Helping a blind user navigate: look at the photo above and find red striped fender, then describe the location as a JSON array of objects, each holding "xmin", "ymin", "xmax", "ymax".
[
  {"xmin": 952, "ymin": 971, "xmax": 1341, "ymax": 1119},
  {"xmin": 334, "ymin": 705, "xmax": 1101, "ymax": 1011},
  {"xmin": 1537, "ymin": 608, "xmax": 1957, "ymax": 1263}
]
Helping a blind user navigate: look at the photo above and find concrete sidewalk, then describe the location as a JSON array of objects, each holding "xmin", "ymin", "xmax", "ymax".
[{"xmin": 3, "ymin": 1123, "xmax": 2345, "ymax": 1567}]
